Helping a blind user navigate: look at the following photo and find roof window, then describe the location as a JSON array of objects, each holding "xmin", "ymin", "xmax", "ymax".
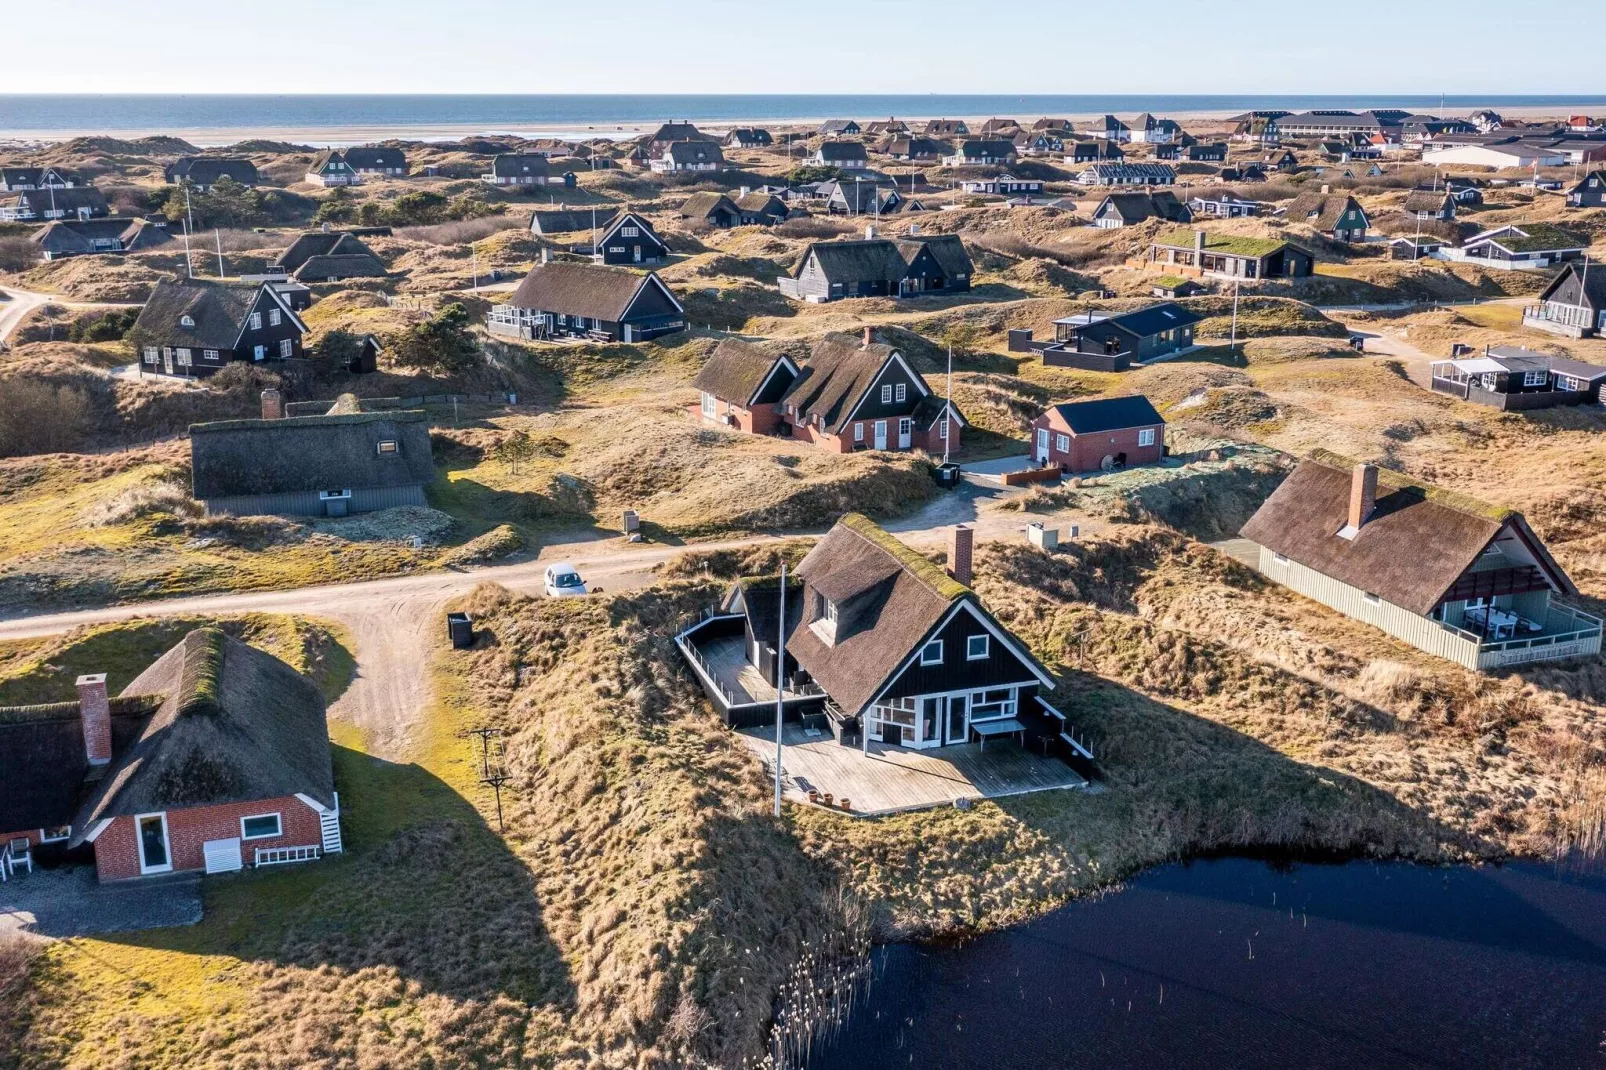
[
  {"xmin": 377, "ymin": 440, "xmax": 398, "ymax": 455},
  {"xmin": 180, "ymin": 315, "xmax": 194, "ymax": 328}
]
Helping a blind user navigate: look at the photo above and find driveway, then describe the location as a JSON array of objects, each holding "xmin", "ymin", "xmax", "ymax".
[
  {"xmin": 1, "ymin": 866, "xmax": 201, "ymax": 939},
  {"xmin": 0, "ymin": 285, "xmax": 143, "ymax": 345},
  {"xmin": 0, "ymin": 493, "xmax": 1090, "ymax": 759}
]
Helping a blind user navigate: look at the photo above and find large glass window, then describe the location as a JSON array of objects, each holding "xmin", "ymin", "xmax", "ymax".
[{"xmin": 969, "ymin": 687, "xmax": 1017, "ymax": 721}]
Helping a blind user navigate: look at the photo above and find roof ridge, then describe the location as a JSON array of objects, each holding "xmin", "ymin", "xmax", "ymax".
[
  {"xmin": 837, "ymin": 513, "xmax": 969, "ymax": 601},
  {"xmin": 1306, "ymin": 449, "xmax": 1514, "ymax": 522}
]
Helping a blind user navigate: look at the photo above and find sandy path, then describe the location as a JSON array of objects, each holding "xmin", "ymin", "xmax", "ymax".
[{"xmin": 0, "ymin": 477, "xmax": 1056, "ymax": 759}]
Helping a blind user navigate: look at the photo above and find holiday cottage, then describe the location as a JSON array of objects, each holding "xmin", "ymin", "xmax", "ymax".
[
  {"xmin": 0, "ymin": 628, "xmax": 341, "ymax": 882},
  {"xmin": 488, "ymin": 260, "xmax": 684, "ymax": 342},
  {"xmin": 779, "ymin": 329, "xmax": 966, "ymax": 454},
  {"xmin": 1030, "ymin": 395, "xmax": 1165, "ymax": 472},
  {"xmin": 1240, "ymin": 452, "xmax": 1601, "ymax": 671},
  {"xmin": 131, "ymin": 279, "xmax": 306, "ymax": 377}
]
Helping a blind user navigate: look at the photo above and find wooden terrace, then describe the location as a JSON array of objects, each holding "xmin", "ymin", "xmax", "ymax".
[{"xmin": 739, "ymin": 724, "xmax": 1088, "ymax": 817}]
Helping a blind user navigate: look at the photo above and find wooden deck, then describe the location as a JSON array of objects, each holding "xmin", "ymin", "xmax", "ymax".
[
  {"xmin": 699, "ymin": 634, "xmax": 776, "ymax": 705},
  {"xmin": 738, "ymin": 724, "xmax": 1087, "ymax": 817}
]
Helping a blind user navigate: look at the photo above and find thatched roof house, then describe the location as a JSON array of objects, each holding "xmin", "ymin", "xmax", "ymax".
[
  {"xmin": 1, "ymin": 628, "xmax": 340, "ymax": 881},
  {"xmin": 1239, "ymin": 451, "xmax": 1597, "ymax": 670},
  {"xmin": 189, "ymin": 407, "xmax": 434, "ymax": 517},
  {"xmin": 274, "ymin": 230, "xmax": 388, "ymax": 281}
]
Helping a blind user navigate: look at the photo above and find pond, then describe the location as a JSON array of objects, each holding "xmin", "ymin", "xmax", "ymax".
[{"xmin": 807, "ymin": 857, "xmax": 1606, "ymax": 1070}]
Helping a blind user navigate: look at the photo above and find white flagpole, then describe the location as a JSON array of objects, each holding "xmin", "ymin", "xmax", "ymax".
[
  {"xmin": 944, "ymin": 343, "xmax": 953, "ymax": 466},
  {"xmin": 774, "ymin": 562, "xmax": 786, "ymax": 818},
  {"xmin": 215, "ymin": 229, "xmax": 225, "ymax": 278}
]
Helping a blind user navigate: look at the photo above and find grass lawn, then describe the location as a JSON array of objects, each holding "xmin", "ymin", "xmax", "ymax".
[{"xmin": 1454, "ymin": 302, "xmax": 1526, "ymax": 331}]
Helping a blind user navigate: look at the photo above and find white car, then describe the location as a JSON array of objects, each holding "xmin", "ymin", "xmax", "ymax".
[{"xmin": 543, "ymin": 563, "xmax": 588, "ymax": 598}]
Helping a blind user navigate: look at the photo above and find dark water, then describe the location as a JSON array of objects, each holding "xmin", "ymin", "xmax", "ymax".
[
  {"xmin": 809, "ymin": 857, "xmax": 1606, "ymax": 1070},
  {"xmin": 4, "ymin": 94, "xmax": 1606, "ymax": 136}
]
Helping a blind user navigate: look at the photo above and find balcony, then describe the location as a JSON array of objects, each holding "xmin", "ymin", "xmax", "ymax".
[{"xmin": 1435, "ymin": 603, "xmax": 1603, "ymax": 670}]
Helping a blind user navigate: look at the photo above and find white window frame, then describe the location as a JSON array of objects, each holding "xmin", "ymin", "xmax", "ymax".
[
  {"xmin": 919, "ymin": 639, "xmax": 943, "ymax": 666},
  {"xmin": 268, "ymin": 308, "xmax": 282, "ymax": 327},
  {"xmin": 1271, "ymin": 552, "xmax": 1289, "ymax": 565},
  {"xmin": 1361, "ymin": 592, "xmax": 1382, "ymax": 605},
  {"xmin": 38, "ymin": 825, "xmax": 70, "ymax": 843},
  {"xmin": 898, "ymin": 417, "xmax": 912, "ymax": 437},
  {"xmin": 622, "ymin": 225, "xmax": 639, "ymax": 237},
  {"xmin": 881, "ymin": 384, "xmax": 893, "ymax": 404},
  {"xmin": 1137, "ymin": 428, "xmax": 1157, "ymax": 447},
  {"xmin": 1523, "ymin": 370, "xmax": 1548, "ymax": 387},
  {"xmin": 938, "ymin": 419, "xmax": 949, "ymax": 440},
  {"xmin": 853, "ymin": 421, "xmax": 863, "ymax": 441},
  {"xmin": 249, "ymin": 312, "xmax": 262, "ymax": 330},
  {"xmin": 203, "ymin": 349, "xmax": 219, "ymax": 362},
  {"xmin": 1055, "ymin": 433, "xmax": 1070, "ymax": 452},
  {"xmin": 143, "ymin": 346, "xmax": 158, "ymax": 364},
  {"xmin": 377, "ymin": 439, "xmax": 398, "ymax": 454},
  {"xmin": 701, "ymin": 392, "xmax": 718, "ymax": 419},
  {"xmin": 894, "ymin": 382, "xmax": 907, "ymax": 403},
  {"xmin": 176, "ymin": 348, "xmax": 192, "ymax": 366},
  {"xmin": 239, "ymin": 813, "xmax": 283, "ymax": 841},
  {"xmin": 966, "ymin": 634, "xmax": 990, "ymax": 660},
  {"xmin": 279, "ymin": 338, "xmax": 294, "ymax": 358},
  {"xmin": 135, "ymin": 812, "xmax": 172, "ymax": 875}
]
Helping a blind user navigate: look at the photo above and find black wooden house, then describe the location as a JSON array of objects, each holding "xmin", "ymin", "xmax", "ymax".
[
  {"xmin": 131, "ymin": 280, "xmax": 306, "ymax": 378},
  {"xmin": 488, "ymin": 260, "xmax": 684, "ymax": 343}
]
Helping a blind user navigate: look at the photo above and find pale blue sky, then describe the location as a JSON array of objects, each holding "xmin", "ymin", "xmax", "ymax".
[{"xmin": 6, "ymin": 0, "xmax": 1599, "ymax": 95}]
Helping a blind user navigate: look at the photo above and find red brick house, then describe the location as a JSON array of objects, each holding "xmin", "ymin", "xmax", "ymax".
[
  {"xmin": 1031, "ymin": 395, "xmax": 1165, "ymax": 472},
  {"xmin": 0, "ymin": 628, "xmax": 341, "ymax": 882},
  {"xmin": 692, "ymin": 337, "xmax": 801, "ymax": 435},
  {"xmin": 780, "ymin": 329, "xmax": 967, "ymax": 454}
]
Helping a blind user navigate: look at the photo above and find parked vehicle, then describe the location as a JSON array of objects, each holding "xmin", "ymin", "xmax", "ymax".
[{"xmin": 544, "ymin": 563, "xmax": 587, "ymax": 598}]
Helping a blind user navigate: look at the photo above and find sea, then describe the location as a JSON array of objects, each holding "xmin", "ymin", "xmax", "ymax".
[{"xmin": 3, "ymin": 94, "xmax": 1606, "ymax": 146}]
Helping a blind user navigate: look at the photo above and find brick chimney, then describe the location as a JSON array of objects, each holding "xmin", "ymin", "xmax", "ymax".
[
  {"xmin": 862, "ymin": 326, "xmax": 875, "ymax": 347},
  {"xmin": 1320, "ymin": 183, "xmax": 1331, "ymax": 194},
  {"xmin": 948, "ymin": 524, "xmax": 974, "ymax": 586},
  {"xmin": 1347, "ymin": 463, "xmax": 1379, "ymax": 533},
  {"xmin": 260, "ymin": 388, "xmax": 283, "ymax": 420},
  {"xmin": 76, "ymin": 673, "xmax": 112, "ymax": 765}
]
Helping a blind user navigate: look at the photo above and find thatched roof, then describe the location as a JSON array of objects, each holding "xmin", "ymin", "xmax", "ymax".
[
  {"xmin": 0, "ymin": 696, "xmax": 159, "ymax": 835},
  {"xmin": 31, "ymin": 217, "xmax": 167, "ymax": 254},
  {"xmin": 678, "ymin": 192, "xmax": 738, "ymax": 220},
  {"xmin": 786, "ymin": 515, "xmax": 1050, "ymax": 716},
  {"xmin": 277, "ymin": 230, "xmax": 381, "ymax": 273},
  {"xmin": 343, "ymin": 146, "xmax": 407, "ymax": 171},
  {"xmin": 1239, "ymin": 450, "xmax": 1574, "ymax": 615},
  {"xmin": 660, "ymin": 142, "xmax": 725, "ymax": 166},
  {"xmin": 133, "ymin": 279, "xmax": 276, "ymax": 350},
  {"xmin": 529, "ymin": 206, "xmax": 618, "ymax": 235},
  {"xmin": 1096, "ymin": 192, "xmax": 1191, "ymax": 224},
  {"xmin": 166, "ymin": 157, "xmax": 258, "ymax": 186},
  {"xmin": 693, "ymin": 338, "xmax": 795, "ymax": 404},
  {"xmin": 189, "ymin": 410, "xmax": 434, "ymax": 500},
  {"xmin": 1287, "ymin": 192, "xmax": 1366, "ymax": 230},
  {"xmin": 72, "ymin": 629, "xmax": 333, "ymax": 842},
  {"xmin": 782, "ymin": 333, "xmax": 907, "ymax": 434},
  {"xmin": 6, "ymin": 186, "xmax": 108, "ymax": 216},
  {"xmin": 791, "ymin": 234, "xmax": 972, "ymax": 287},
  {"xmin": 506, "ymin": 261, "xmax": 677, "ymax": 321},
  {"xmin": 293, "ymin": 252, "xmax": 388, "ymax": 281},
  {"xmin": 816, "ymin": 141, "xmax": 868, "ymax": 163},
  {"xmin": 488, "ymin": 154, "xmax": 550, "ymax": 178}
]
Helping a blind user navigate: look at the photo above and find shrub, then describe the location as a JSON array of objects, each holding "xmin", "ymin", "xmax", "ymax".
[
  {"xmin": 0, "ymin": 235, "xmax": 40, "ymax": 272},
  {"xmin": 67, "ymin": 308, "xmax": 139, "ymax": 343},
  {"xmin": 390, "ymin": 302, "xmax": 480, "ymax": 374},
  {"xmin": 317, "ymin": 328, "xmax": 364, "ymax": 372},
  {"xmin": 0, "ymin": 379, "xmax": 93, "ymax": 457},
  {"xmin": 82, "ymin": 479, "xmax": 202, "ymax": 527},
  {"xmin": 393, "ymin": 216, "xmax": 522, "ymax": 245}
]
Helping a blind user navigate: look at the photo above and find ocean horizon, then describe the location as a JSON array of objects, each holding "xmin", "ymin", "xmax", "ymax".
[{"xmin": 3, "ymin": 93, "xmax": 1605, "ymax": 145}]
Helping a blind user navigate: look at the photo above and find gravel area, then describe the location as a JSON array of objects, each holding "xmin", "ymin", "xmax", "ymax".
[{"xmin": 0, "ymin": 866, "xmax": 202, "ymax": 939}]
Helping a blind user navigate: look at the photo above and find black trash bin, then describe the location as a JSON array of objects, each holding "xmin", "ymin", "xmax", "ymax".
[
  {"xmin": 446, "ymin": 612, "xmax": 474, "ymax": 649},
  {"xmin": 934, "ymin": 462, "xmax": 962, "ymax": 489}
]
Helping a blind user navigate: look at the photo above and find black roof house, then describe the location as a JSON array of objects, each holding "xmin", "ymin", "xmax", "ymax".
[
  {"xmin": 1044, "ymin": 395, "xmax": 1166, "ymax": 435},
  {"xmin": 490, "ymin": 260, "xmax": 685, "ymax": 342},
  {"xmin": 1041, "ymin": 302, "xmax": 1202, "ymax": 370},
  {"xmin": 131, "ymin": 280, "xmax": 307, "ymax": 377},
  {"xmin": 0, "ymin": 185, "xmax": 109, "ymax": 222},
  {"xmin": 273, "ymin": 230, "xmax": 388, "ymax": 282},
  {"xmin": 529, "ymin": 206, "xmax": 620, "ymax": 235},
  {"xmin": 1090, "ymin": 191, "xmax": 1192, "ymax": 228},
  {"xmin": 342, "ymin": 146, "xmax": 408, "ymax": 173},
  {"xmin": 31, "ymin": 217, "xmax": 168, "ymax": 259},
  {"xmin": 164, "ymin": 157, "xmax": 259, "ymax": 189},
  {"xmin": 190, "ymin": 408, "xmax": 434, "ymax": 516},
  {"xmin": 779, "ymin": 230, "xmax": 973, "ymax": 302}
]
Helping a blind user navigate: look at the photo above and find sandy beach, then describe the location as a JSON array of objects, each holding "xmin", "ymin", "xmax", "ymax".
[{"xmin": 1, "ymin": 104, "xmax": 1598, "ymax": 149}]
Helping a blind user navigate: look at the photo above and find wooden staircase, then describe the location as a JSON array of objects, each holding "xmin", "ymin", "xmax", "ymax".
[{"xmin": 319, "ymin": 792, "xmax": 344, "ymax": 855}]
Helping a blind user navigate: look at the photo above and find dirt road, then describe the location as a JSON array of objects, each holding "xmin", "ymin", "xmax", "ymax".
[
  {"xmin": 0, "ymin": 476, "xmax": 1058, "ymax": 758},
  {"xmin": 0, "ymin": 285, "xmax": 143, "ymax": 345}
]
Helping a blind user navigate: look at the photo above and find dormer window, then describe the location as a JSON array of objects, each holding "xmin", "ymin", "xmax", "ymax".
[
  {"xmin": 811, "ymin": 592, "xmax": 839, "ymax": 645},
  {"xmin": 180, "ymin": 315, "xmax": 194, "ymax": 328},
  {"xmin": 377, "ymin": 440, "xmax": 398, "ymax": 454}
]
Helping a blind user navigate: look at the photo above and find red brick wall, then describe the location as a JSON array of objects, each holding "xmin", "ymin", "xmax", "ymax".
[
  {"xmin": 92, "ymin": 795, "xmax": 325, "ymax": 881},
  {"xmin": 1033, "ymin": 416, "xmax": 1163, "ymax": 474}
]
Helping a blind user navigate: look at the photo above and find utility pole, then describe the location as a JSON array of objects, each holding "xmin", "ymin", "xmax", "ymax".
[
  {"xmin": 471, "ymin": 243, "xmax": 479, "ymax": 293},
  {"xmin": 774, "ymin": 562, "xmax": 786, "ymax": 819},
  {"xmin": 214, "ymin": 228, "xmax": 225, "ymax": 279},
  {"xmin": 181, "ymin": 218, "xmax": 194, "ymax": 279}
]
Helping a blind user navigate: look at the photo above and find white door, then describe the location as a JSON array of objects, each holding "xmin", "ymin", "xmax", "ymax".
[
  {"xmin": 1036, "ymin": 427, "xmax": 1050, "ymax": 463},
  {"xmin": 163, "ymin": 349, "xmax": 174, "ymax": 375},
  {"xmin": 873, "ymin": 420, "xmax": 888, "ymax": 449},
  {"xmin": 136, "ymin": 813, "xmax": 172, "ymax": 874},
  {"xmin": 633, "ymin": 246, "xmax": 642, "ymax": 263},
  {"xmin": 898, "ymin": 418, "xmax": 912, "ymax": 449}
]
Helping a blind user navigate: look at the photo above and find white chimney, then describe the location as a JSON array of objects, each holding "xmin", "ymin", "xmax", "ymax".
[
  {"xmin": 908, "ymin": 223, "xmax": 919, "ymax": 235},
  {"xmin": 864, "ymin": 223, "xmax": 877, "ymax": 240}
]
